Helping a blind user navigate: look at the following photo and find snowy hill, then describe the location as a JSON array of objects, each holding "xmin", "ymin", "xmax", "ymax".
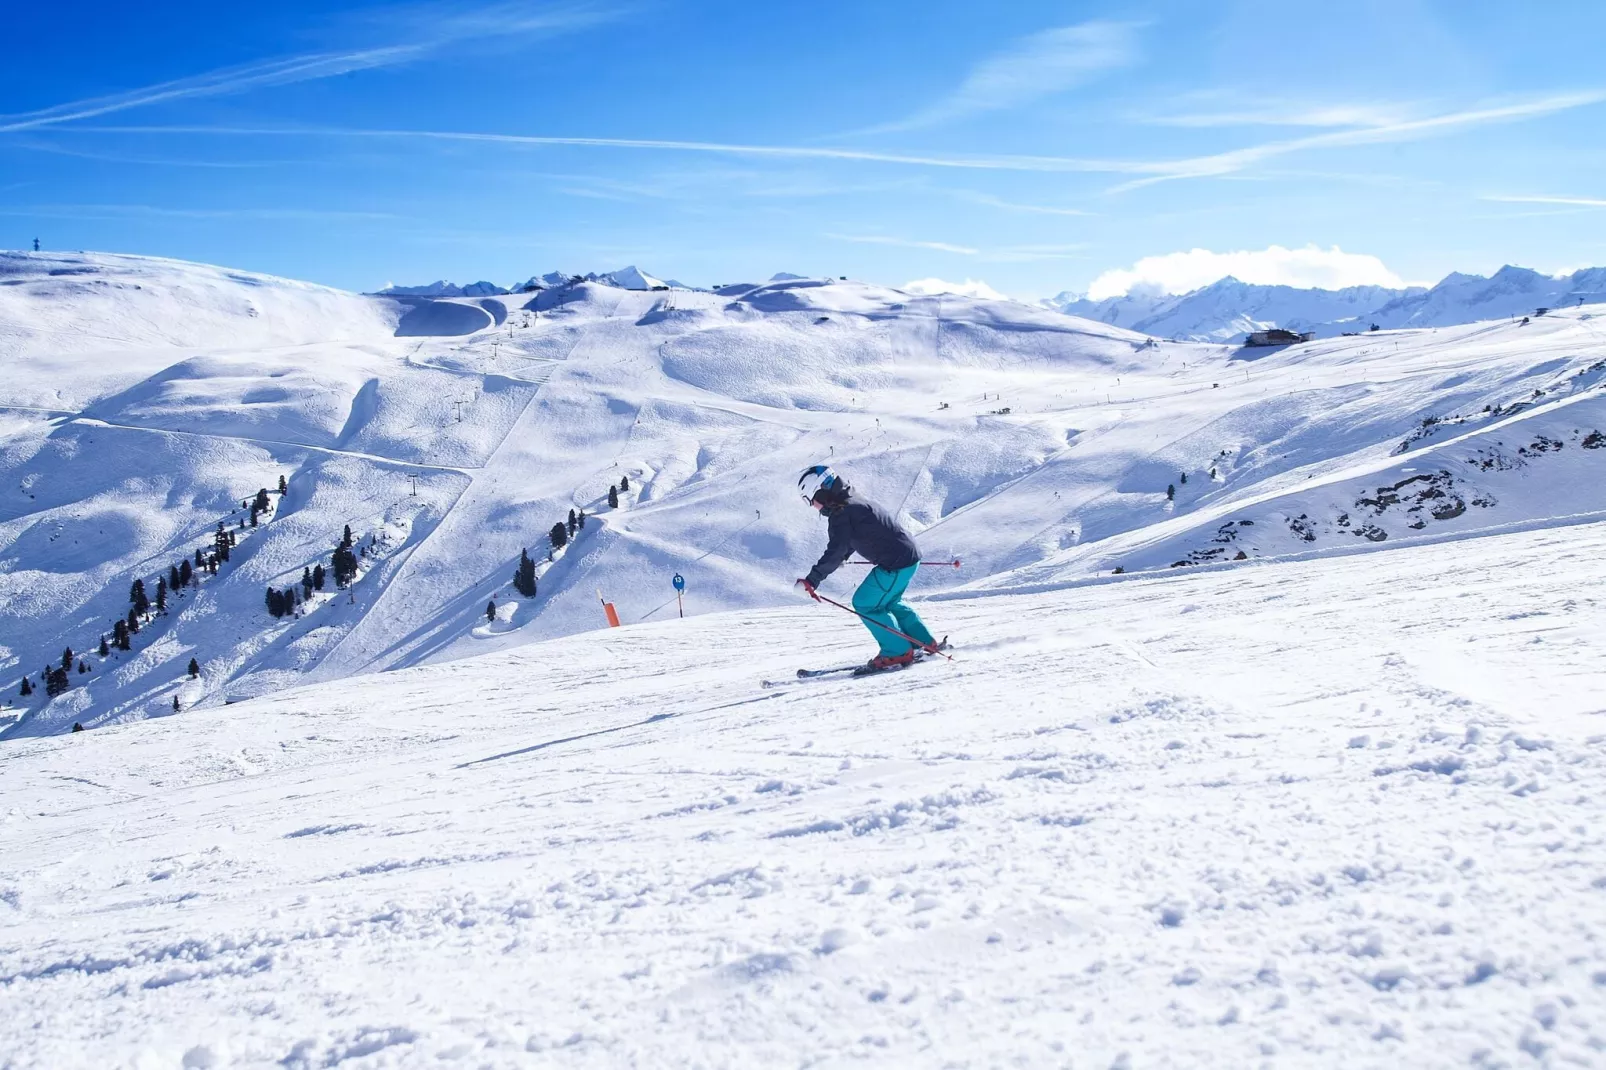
[
  {"xmin": 1045, "ymin": 265, "xmax": 1606, "ymax": 342},
  {"xmin": 2, "ymin": 515, "xmax": 1603, "ymax": 1065},
  {"xmin": 3, "ymin": 250, "xmax": 1606, "ymax": 744},
  {"xmin": 4, "ymin": 249, "xmax": 1606, "ymax": 1064}
]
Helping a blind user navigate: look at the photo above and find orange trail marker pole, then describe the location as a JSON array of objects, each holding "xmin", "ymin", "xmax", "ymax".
[{"xmin": 597, "ymin": 587, "xmax": 621, "ymax": 628}]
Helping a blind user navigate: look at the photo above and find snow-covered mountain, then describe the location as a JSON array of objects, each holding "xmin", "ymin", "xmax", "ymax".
[
  {"xmin": 406, "ymin": 266, "xmax": 687, "ymax": 297},
  {"xmin": 377, "ymin": 280, "xmax": 510, "ymax": 297},
  {"xmin": 5, "ymin": 248, "xmax": 1606, "ymax": 1065},
  {"xmin": 1045, "ymin": 265, "xmax": 1606, "ymax": 342},
  {"xmin": 5, "ymin": 248, "xmax": 1606, "ymax": 744}
]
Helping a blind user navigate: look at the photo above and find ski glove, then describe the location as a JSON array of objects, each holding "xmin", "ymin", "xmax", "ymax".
[{"xmin": 795, "ymin": 578, "xmax": 820, "ymax": 601}]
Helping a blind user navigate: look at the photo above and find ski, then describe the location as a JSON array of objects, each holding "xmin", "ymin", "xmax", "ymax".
[
  {"xmin": 763, "ymin": 640, "xmax": 953, "ymax": 688},
  {"xmin": 760, "ymin": 664, "xmax": 860, "ymax": 688}
]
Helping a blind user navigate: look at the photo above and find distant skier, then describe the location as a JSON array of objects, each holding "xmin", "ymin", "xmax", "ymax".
[{"xmin": 794, "ymin": 465, "xmax": 942, "ymax": 671}]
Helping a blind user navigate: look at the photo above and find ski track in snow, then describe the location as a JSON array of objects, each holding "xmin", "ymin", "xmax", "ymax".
[{"xmin": 3, "ymin": 521, "xmax": 1604, "ymax": 1067}]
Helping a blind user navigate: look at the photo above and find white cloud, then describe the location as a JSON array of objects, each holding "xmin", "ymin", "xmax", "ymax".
[
  {"xmin": 1086, "ymin": 245, "xmax": 1408, "ymax": 300},
  {"xmin": 1482, "ymin": 193, "xmax": 1606, "ymax": 208},
  {"xmin": 0, "ymin": 3, "xmax": 614, "ymax": 133},
  {"xmin": 828, "ymin": 234, "xmax": 979, "ymax": 255},
  {"xmin": 1141, "ymin": 102, "xmax": 1414, "ymax": 128},
  {"xmin": 1112, "ymin": 91, "xmax": 1606, "ymax": 191},
  {"xmin": 903, "ymin": 277, "xmax": 1008, "ymax": 301},
  {"xmin": 878, "ymin": 21, "xmax": 1140, "ymax": 131}
]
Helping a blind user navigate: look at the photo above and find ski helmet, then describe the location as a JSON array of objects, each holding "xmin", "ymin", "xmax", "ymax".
[{"xmin": 797, "ymin": 464, "xmax": 842, "ymax": 505}]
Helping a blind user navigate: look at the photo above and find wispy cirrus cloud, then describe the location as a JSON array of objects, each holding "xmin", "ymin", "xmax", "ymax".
[
  {"xmin": 0, "ymin": 203, "xmax": 396, "ymax": 221},
  {"xmin": 1139, "ymin": 102, "xmax": 1415, "ymax": 128},
  {"xmin": 1481, "ymin": 193, "xmax": 1606, "ymax": 208},
  {"xmin": 0, "ymin": 2, "xmax": 616, "ymax": 134},
  {"xmin": 953, "ymin": 191, "xmax": 1092, "ymax": 216},
  {"xmin": 827, "ymin": 234, "xmax": 1085, "ymax": 263},
  {"xmin": 72, "ymin": 89, "xmax": 1606, "ymax": 190},
  {"xmin": 1112, "ymin": 91, "xmax": 1606, "ymax": 191},
  {"xmin": 828, "ymin": 233, "xmax": 980, "ymax": 255},
  {"xmin": 870, "ymin": 20, "xmax": 1141, "ymax": 133},
  {"xmin": 84, "ymin": 125, "xmax": 1142, "ymax": 173}
]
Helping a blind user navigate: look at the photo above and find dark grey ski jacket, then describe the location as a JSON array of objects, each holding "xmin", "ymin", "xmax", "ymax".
[{"xmin": 806, "ymin": 491, "xmax": 920, "ymax": 587}]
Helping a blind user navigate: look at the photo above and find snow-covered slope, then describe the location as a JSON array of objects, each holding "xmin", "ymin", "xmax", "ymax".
[
  {"xmin": 2, "ymin": 516, "xmax": 1603, "ymax": 1066},
  {"xmin": 1046, "ymin": 265, "xmax": 1606, "ymax": 342},
  {"xmin": 4, "ymin": 250, "xmax": 1606, "ymax": 744}
]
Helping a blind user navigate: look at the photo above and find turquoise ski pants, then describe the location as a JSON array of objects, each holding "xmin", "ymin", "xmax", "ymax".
[{"xmin": 851, "ymin": 564, "xmax": 936, "ymax": 657}]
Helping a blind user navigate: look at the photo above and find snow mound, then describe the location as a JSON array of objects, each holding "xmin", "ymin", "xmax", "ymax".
[{"xmin": 392, "ymin": 298, "xmax": 496, "ymax": 337}]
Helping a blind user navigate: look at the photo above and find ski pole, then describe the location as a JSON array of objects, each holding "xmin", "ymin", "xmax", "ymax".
[
  {"xmin": 807, "ymin": 590, "xmax": 955, "ymax": 661},
  {"xmin": 848, "ymin": 558, "xmax": 961, "ymax": 568}
]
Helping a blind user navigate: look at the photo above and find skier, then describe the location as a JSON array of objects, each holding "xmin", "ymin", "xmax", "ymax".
[{"xmin": 794, "ymin": 465, "xmax": 942, "ymax": 671}]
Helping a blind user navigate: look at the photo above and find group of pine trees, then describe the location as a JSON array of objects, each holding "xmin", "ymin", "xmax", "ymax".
[
  {"xmin": 14, "ymin": 477, "xmax": 285, "ymax": 704},
  {"xmin": 265, "ymin": 525, "xmax": 361, "ymax": 619}
]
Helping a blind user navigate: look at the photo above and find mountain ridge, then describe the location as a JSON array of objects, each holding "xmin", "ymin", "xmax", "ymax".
[{"xmin": 1043, "ymin": 264, "xmax": 1606, "ymax": 342}]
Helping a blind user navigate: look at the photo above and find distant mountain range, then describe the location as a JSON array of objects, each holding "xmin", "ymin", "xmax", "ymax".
[
  {"xmin": 377, "ymin": 266, "xmax": 687, "ymax": 297},
  {"xmin": 1042, "ymin": 265, "xmax": 1606, "ymax": 342}
]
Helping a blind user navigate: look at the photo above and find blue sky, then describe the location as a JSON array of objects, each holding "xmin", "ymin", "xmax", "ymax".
[{"xmin": 3, "ymin": 0, "xmax": 1603, "ymax": 299}]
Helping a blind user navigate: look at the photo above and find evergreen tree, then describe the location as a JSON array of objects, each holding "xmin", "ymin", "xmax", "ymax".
[
  {"xmin": 302, "ymin": 567, "xmax": 314, "ymax": 598},
  {"xmin": 1166, "ymin": 484, "xmax": 1176, "ymax": 501},
  {"xmin": 513, "ymin": 548, "xmax": 538, "ymax": 597},
  {"xmin": 169, "ymin": 564, "xmax": 182, "ymax": 592},
  {"xmin": 252, "ymin": 488, "xmax": 271, "ymax": 514},
  {"xmin": 332, "ymin": 543, "xmax": 358, "ymax": 588},
  {"xmin": 127, "ymin": 608, "xmax": 141, "ymax": 634},
  {"xmin": 342, "ymin": 524, "xmax": 353, "ymax": 549},
  {"xmin": 550, "ymin": 522, "xmax": 568, "ymax": 549},
  {"xmin": 312, "ymin": 563, "xmax": 326, "ymax": 591},
  {"xmin": 180, "ymin": 558, "xmax": 194, "ymax": 586},
  {"xmin": 215, "ymin": 522, "xmax": 231, "ymax": 563},
  {"xmin": 194, "ymin": 548, "xmax": 205, "ymax": 570},
  {"xmin": 278, "ymin": 474, "xmax": 288, "ymax": 494},
  {"xmin": 188, "ymin": 657, "xmax": 200, "ymax": 678},
  {"xmin": 1180, "ymin": 472, "xmax": 1188, "ymax": 484},
  {"xmin": 130, "ymin": 579, "xmax": 149, "ymax": 616},
  {"xmin": 98, "ymin": 635, "xmax": 109, "ymax": 658},
  {"xmin": 78, "ymin": 660, "xmax": 87, "ymax": 674},
  {"xmin": 608, "ymin": 485, "xmax": 619, "ymax": 509},
  {"xmin": 173, "ymin": 695, "xmax": 181, "ymax": 712},
  {"xmin": 486, "ymin": 600, "xmax": 497, "ymax": 623},
  {"xmin": 61, "ymin": 647, "xmax": 73, "ymax": 671},
  {"xmin": 46, "ymin": 667, "xmax": 70, "ymax": 696},
  {"xmin": 250, "ymin": 512, "xmax": 258, "ymax": 527},
  {"xmin": 19, "ymin": 677, "xmax": 31, "ymax": 697},
  {"xmin": 578, "ymin": 509, "xmax": 587, "ymax": 529},
  {"xmin": 115, "ymin": 619, "xmax": 131, "ymax": 651},
  {"xmin": 619, "ymin": 474, "xmax": 629, "ymax": 491},
  {"xmin": 568, "ymin": 508, "xmax": 577, "ymax": 529},
  {"xmin": 72, "ymin": 722, "xmax": 84, "ymax": 733},
  {"xmin": 156, "ymin": 577, "xmax": 167, "ymax": 613}
]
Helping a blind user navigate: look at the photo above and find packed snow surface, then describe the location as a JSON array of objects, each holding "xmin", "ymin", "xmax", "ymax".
[{"xmin": 2, "ymin": 519, "xmax": 1603, "ymax": 1066}]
